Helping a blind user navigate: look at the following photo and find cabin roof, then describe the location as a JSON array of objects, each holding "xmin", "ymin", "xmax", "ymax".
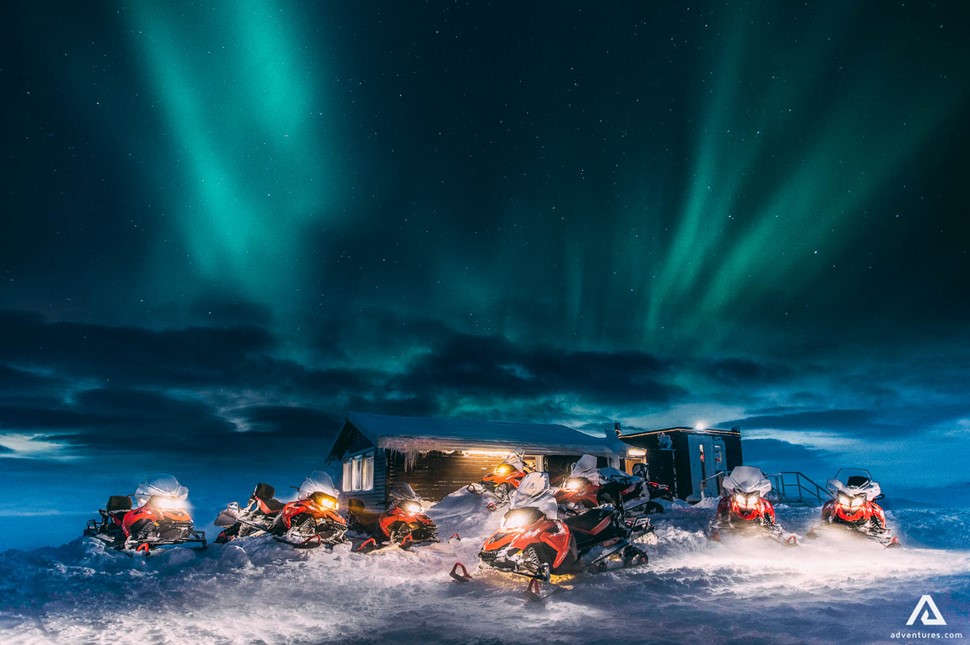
[
  {"xmin": 333, "ymin": 411, "xmax": 625, "ymax": 458},
  {"xmin": 618, "ymin": 425, "xmax": 741, "ymax": 440}
]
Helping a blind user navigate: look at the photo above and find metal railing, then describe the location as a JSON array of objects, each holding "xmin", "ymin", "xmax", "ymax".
[
  {"xmin": 768, "ymin": 472, "xmax": 827, "ymax": 506},
  {"xmin": 698, "ymin": 471, "xmax": 726, "ymax": 499}
]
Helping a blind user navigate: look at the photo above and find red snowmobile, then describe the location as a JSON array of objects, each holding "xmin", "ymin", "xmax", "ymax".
[
  {"xmin": 812, "ymin": 468, "xmax": 898, "ymax": 547},
  {"xmin": 645, "ymin": 480, "xmax": 674, "ymax": 504},
  {"xmin": 554, "ymin": 456, "xmax": 658, "ymax": 538},
  {"xmin": 270, "ymin": 471, "xmax": 348, "ymax": 549},
  {"xmin": 472, "ymin": 472, "xmax": 649, "ymax": 584},
  {"xmin": 349, "ymin": 483, "xmax": 439, "ymax": 551},
  {"xmin": 213, "ymin": 482, "xmax": 284, "ymax": 543},
  {"xmin": 84, "ymin": 474, "xmax": 206, "ymax": 553},
  {"xmin": 467, "ymin": 452, "xmax": 532, "ymax": 509},
  {"xmin": 708, "ymin": 466, "xmax": 795, "ymax": 545}
]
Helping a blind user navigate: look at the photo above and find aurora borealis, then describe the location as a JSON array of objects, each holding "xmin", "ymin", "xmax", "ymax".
[{"xmin": 2, "ymin": 2, "xmax": 969, "ymax": 549}]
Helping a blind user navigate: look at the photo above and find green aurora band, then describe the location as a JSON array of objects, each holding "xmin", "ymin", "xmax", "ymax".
[
  {"xmin": 121, "ymin": 3, "xmax": 964, "ymax": 360},
  {"xmin": 127, "ymin": 1, "xmax": 340, "ymax": 308}
]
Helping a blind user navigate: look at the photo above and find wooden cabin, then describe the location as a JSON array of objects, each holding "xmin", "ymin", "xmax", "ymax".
[
  {"xmin": 326, "ymin": 412, "xmax": 628, "ymax": 511},
  {"xmin": 618, "ymin": 426, "xmax": 743, "ymax": 502}
]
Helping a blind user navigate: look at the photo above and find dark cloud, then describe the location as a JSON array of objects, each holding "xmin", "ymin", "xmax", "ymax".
[
  {"xmin": 394, "ymin": 332, "xmax": 685, "ymax": 406},
  {"xmin": 699, "ymin": 357, "xmax": 793, "ymax": 386},
  {"xmin": 0, "ymin": 311, "xmax": 690, "ymax": 465},
  {"xmin": 0, "ymin": 364, "xmax": 65, "ymax": 397},
  {"xmin": 0, "ymin": 310, "xmax": 274, "ymax": 388},
  {"xmin": 234, "ymin": 405, "xmax": 342, "ymax": 439},
  {"xmin": 10, "ymin": 388, "xmax": 347, "ymax": 463},
  {"xmin": 34, "ymin": 388, "xmax": 236, "ymax": 456},
  {"xmin": 0, "ymin": 311, "xmax": 386, "ymax": 403},
  {"xmin": 742, "ymin": 438, "xmax": 834, "ymax": 464},
  {"xmin": 724, "ymin": 409, "xmax": 873, "ymax": 430},
  {"xmin": 0, "ymin": 403, "xmax": 93, "ymax": 430}
]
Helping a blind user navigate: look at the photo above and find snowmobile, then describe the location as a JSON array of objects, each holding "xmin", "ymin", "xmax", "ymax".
[
  {"xmin": 645, "ymin": 479, "xmax": 674, "ymax": 504},
  {"xmin": 811, "ymin": 468, "xmax": 898, "ymax": 547},
  {"xmin": 474, "ymin": 472, "xmax": 649, "ymax": 584},
  {"xmin": 84, "ymin": 474, "xmax": 207, "ymax": 553},
  {"xmin": 270, "ymin": 471, "xmax": 348, "ymax": 549},
  {"xmin": 213, "ymin": 482, "xmax": 285, "ymax": 543},
  {"xmin": 466, "ymin": 452, "xmax": 531, "ymax": 510},
  {"xmin": 554, "ymin": 456, "xmax": 658, "ymax": 539},
  {"xmin": 348, "ymin": 483, "xmax": 439, "ymax": 551},
  {"xmin": 708, "ymin": 466, "xmax": 796, "ymax": 546}
]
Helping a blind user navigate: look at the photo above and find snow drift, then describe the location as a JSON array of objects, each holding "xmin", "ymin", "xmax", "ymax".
[{"xmin": 1, "ymin": 490, "xmax": 968, "ymax": 644}]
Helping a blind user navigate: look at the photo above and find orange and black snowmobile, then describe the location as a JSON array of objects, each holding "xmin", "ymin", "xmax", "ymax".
[
  {"xmin": 452, "ymin": 472, "xmax": 647, "ymax": 597},
  {"xmin": 84, "ymin": 474, "xmax": 206, "ymax": 553},
  {"xmin": 812, "ymin": 468, "xmax": 898, "ymax": 547},
  {"xmin": 467, "ymin": 452, "xmax": 531, "ymax": 509},
  {"xmin": 213, "ymin": 482, "xmax": 284, "ymax": 543},
  {"xmin": 349, "ymin": 483, "xmax": 439, "ymax": 551},
  {"xmin": 270, "ymin": 471, "xmax": 347, "ymax": 549}
]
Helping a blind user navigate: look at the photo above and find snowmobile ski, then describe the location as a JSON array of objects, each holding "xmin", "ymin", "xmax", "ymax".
[{"xmin": 448, "ymin": 561, "xmax": 567, "ymax": 602}]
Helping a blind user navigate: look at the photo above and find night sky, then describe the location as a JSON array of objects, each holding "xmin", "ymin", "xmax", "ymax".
[{"xmin": 2, "ymin": 2, "xmax": 969, "ymax": 550}]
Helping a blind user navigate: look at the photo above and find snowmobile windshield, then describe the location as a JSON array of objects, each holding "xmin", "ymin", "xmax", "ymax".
[
  {"xmin": 723, "ymin": 466, "xmax": 771, "ymax": 496},
  {"xmin": 388, "ymin": 482, "xmax": 420, "ymax": 503},
  {"xmin": 298, "ymin": 470, "xmax": 338, "ymax": 499},
  {"xmin": 502, "ymin": 506, "xmax": 544, "ymax": 530},
  {"xmin": 828, "ymin": 468, "xmax": 881, "ymax": 501},
  {"xmin": 570, "ymin": 454, "xmax": 601, "ymax": 484},
  {"xmin": 599, "ymin": 466, "xmax": 636, "ymax": 483},
  {"xmin": 509, "ymin": 472, "xmax": 559, "ymax": 519},
  {"xmin": 134, "ymin": 474, "xmax": 188, "ymax": 506}
]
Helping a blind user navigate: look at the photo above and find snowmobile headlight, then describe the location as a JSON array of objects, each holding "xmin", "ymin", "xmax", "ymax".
[
  {"xmin": 149, "ymin": 495, "xmax": 186, "ymax": 510},
  {"xmin": 494, "ymin": 463, "xmax": 514, "ymax": 476},
  {"xmin": 849, "ymin": 496, "xmax": 865, "ymax": 509},
  {"xmin": 400, "ymin": 500, "xmax": 422, "ymax": 514},
  {"xmin": 564, "ymin": 477, "xmax": 585, "ymax": 492},
  {"xmin": 734, "ymin": 493, "xmax": 757, "ymax": 508},
  {"xmin": 309, "ymin": 491, "xmax": 338, "ymax": 510},
  {"xmin": 837, "ymin": 494, "xmax": 851, "ymax": 507},
  {"xmin": 502, "ymin": 507, "xmax": 542, "ymax": 530}
]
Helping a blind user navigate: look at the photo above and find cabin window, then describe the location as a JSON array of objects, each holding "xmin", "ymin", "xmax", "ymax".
[{"xmin": 343, "ymin": 451, "xmax": 375, "ymax": 492}]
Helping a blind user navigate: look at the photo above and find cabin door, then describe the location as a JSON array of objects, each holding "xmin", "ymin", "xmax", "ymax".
[{"xmin": 687, "ymin": 435, "xmax": 728, "ymax": 498}]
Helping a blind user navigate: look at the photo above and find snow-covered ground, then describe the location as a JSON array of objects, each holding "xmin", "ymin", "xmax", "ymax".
[{"xmin": 1, "ymin": 491, "xmax": 968, "ymax": 644}]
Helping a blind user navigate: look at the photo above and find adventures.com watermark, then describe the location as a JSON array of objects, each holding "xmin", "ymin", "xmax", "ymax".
[{"xmin": 890, "ymin": 595, "xmax": 964, "ymax": 640}]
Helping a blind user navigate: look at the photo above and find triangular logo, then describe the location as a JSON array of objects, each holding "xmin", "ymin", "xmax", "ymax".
[{"xmin": 906, "ymin": 595, "xmax": 947, "ymax": 626}]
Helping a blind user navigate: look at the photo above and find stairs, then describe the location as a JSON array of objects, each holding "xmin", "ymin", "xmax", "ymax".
[{"xmin": 768, "ymin": 472, "xmax": 827, "ymax": 507}]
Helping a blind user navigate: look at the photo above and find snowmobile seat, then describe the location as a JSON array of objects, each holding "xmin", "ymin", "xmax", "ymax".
[
  {"xmin": 564, "ymin": 507, "xmax": 622, "ymax": 548},
  {"xmin": 846, "ymin": 476, "xmax": 870, "ymax": 488},
  {"xmin": 106, "ymin": 495, "xmax": 132, "ymax": 513},
  {"xmin": 263, "ymin": 497, "xmax": 284, "ymax": 512},
  {"xmin": 253, "ymin": 483, "xmax": 276, "ymax": 501},
  {"xmin": 251, "ymin": 483, "xmax": 284, "ymax": 512}
]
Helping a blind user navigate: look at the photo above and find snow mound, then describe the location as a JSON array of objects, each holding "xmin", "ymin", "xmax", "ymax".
[{"xmin": 425, "ymin": 486, "xmax": 503, "ymax": 540}]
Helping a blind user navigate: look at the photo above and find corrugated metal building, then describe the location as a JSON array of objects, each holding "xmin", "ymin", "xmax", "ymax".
[{"xmin": 617, "ymin": 426, "xmax": 744, "ymax": 501}]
